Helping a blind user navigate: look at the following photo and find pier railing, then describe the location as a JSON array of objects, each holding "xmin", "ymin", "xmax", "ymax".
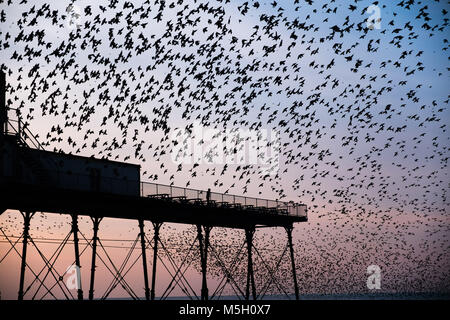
[
  {"xmin": 5, "ymin": 107, "xmax": 46, "ymax": 151},
  {"xmin": 141, "ymin": 181, "xmax": 307, "ymax": 218}
]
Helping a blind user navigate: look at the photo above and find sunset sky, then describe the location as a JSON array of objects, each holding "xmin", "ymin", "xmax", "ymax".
[{"xmin": 0, "ymin": 0, "xmax": 449, "ymax": 299}]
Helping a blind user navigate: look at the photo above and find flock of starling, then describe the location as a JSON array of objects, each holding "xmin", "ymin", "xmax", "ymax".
[{"xmin": 0, "ymin": 0, "xmax": 448, "ymax": 296}]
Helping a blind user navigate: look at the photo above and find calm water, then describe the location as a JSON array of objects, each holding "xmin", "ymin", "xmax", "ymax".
[{"xmin": 156, "ymin": 293, "xmax": 450, "ymax": 300}]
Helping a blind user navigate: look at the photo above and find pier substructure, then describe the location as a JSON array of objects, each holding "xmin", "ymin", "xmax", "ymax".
[
  {"xmin": 286, "ymin": 226, "xmax": 299, "ymax": 300},
  {"xmin": 151, "ymin": 222, "xmax": 162, "ymax": 300},
  {"xmin": 89, "ymin": 217, "xmax": 102, "ymax": 300},
  {"xmin": 197, "ymin": 225, "xmax": 211, "ymax": 300},
  {"xmin": 138, "ymin": 219, "xmax": 151, "ymax": 300},
  {"xmin": 71, "ymin": 214, "xmax": 83, "ymax": 300},
  {"xmin": 245, "ymin": 226, "xmax": 256, "ymax": 301},
  {"xmin": 18, "ymin": 211, "xmax": 34, "ymax": 300}
]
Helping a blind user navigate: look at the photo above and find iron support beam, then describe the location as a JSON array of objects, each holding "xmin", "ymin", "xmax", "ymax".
[
  {"xmin": 89, "ymin": 217, "xmax": 101, "ymax": 300},
  {"xmin": 151, "ymin": 222, "xmax": 161, "ymax": 300},
  {"xmin": 0, "ymin": 71, "xmax": 6, "ymax": 134},
  {"xmin": 286, "ymin": 226, "xmax": 299, "ymax": 300},
  {"xmin": 245, "ymin": 226, "xmax": 256, "ymax": 300},
  {"xmin": 18, "ymin": 211, "xmax": 33, "ymax": 300},
  {"xmin": 203, "ymin": 226, "xmax": 210, "ymax": 301},
  {"xmin": 71, "ymin": 214, "xmax": 83, "ymax": 300},
  {"xmin": 138, "ymin": 219, "xmax": 150, "ymax": 300},
  {"xmin": 197, "ymin": 225, "xmax": 211, "ymax": 301}
]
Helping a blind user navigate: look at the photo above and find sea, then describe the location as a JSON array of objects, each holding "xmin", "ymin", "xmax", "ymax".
[{"xmin": 135, "ymin": 292, "xmax": 450, "ymax": 300}]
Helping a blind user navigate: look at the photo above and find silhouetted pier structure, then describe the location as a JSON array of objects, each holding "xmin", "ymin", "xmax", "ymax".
[{"xmin": 0, "ymin": 71, "xmax": 307, "ymax": 300}]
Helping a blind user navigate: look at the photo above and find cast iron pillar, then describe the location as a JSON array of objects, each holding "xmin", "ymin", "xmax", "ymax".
[
  {"xmin": 18, "ymin": 211, "xmax": 33, "ymax": 300},
  {"xmin": 71, "ymin": 214, "xmax": 83, "ymax": 300},
  {"xmin": 286, "ymin": 225, "xmax": 299, "ymax": 300},
  {"xmin": 0, "ymin": 71, "xmax": 6, "ymax": 134},
  {"xmin": 150, "ymin": 222, "xmax": 161, "ymax": 300},
  {"xmin": 197, "ymin": 225, "xmax": 211, "ymax": 301},
  {"xmin": 138, "ymin": 219, "xmax": 150, "ymax": 300},
  {"xmin": 245, "ymin": 226, "xmax": 256, "ymax": 301},
  {"xmin": 88, "ymin": 217, "xmax": 101, "ymax": 300}
]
